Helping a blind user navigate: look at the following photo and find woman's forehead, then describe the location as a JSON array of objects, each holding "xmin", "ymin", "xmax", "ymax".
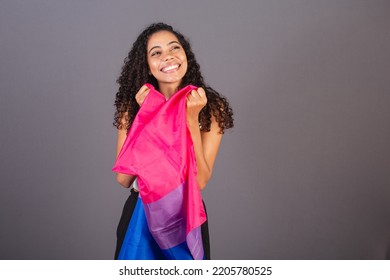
[{"xmin": 147, "ymin": 31, "xmax": 179, "ymax": 48}]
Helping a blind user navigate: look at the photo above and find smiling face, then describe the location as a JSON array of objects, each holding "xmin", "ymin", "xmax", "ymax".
[{"xmin": 146, "ymin": 31, "xmax": 188, "ymax": 93}]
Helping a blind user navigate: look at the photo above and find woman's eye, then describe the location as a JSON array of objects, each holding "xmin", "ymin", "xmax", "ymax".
[
  {"xmin": 172, "ymin": 45, "xmax": 181, "ymax": 51},
  {"xmin": 151, "ymin": 51, "xmax": 161, "ymax": 57}
]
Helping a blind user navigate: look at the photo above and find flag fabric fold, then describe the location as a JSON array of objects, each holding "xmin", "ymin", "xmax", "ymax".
[{"xmin": 112, "ymin": 84, "xmax": 206, "ymax": 260}]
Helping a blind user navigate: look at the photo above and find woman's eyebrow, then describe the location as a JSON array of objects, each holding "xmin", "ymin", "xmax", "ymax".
[
  {"xmin": 148, "ymin": 45, "xmax": 161, "ymax": 54},
  {"xmin": 167, "ymin": 40, "xmax": 180, "ymax": 46},
  {"xmin": 148, "ymin": 41, "xmax": 181, "ymax": 54}
]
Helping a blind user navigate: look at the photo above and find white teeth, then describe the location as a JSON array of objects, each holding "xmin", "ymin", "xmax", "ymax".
[{"xmin": 161, "ymin": 64, "xmax": 179, "ymax": 72}]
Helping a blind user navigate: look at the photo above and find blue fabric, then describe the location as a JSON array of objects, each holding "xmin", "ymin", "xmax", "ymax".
[{"xmin": 118, "ymin": 197, "xmax": 194, "ymax": 260}]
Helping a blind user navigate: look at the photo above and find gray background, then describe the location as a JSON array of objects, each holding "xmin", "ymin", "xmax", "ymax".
[{"xmin": 1, "ymin": 0, "xmax": 389, "ymax": 259}]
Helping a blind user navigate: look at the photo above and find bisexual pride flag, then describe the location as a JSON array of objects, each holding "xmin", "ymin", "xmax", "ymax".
[{"xmin": 112, "ymin": 84, "xmax": 206, "ymax": 260}]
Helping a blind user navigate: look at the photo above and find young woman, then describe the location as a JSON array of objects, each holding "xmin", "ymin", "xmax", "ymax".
[{"xmin": 113, "ymin": 22, "xmax": 233, "ymax": 259}]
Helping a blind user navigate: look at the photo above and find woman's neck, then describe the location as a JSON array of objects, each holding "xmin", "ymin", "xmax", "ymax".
[{"xmin": 158, "ymin": 82, "xmax": 180, "ymax": 100}]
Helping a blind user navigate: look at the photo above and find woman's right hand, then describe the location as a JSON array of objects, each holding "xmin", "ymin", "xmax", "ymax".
[{"xmin": 135, "ymin": 85, "xmax": 150, "ymax": 106}]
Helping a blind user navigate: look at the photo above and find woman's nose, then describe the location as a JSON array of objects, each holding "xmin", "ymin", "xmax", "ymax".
[{"xmin": 163, "ymin": 54, "xmax": 174, "ymax": 61}]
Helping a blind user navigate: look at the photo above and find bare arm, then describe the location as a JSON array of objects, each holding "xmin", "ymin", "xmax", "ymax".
[
  {"xmin": 114, "ymin": 117, "xmax": 136, "ymax": 188},
  {"xmin": 114, "ymin": 86, "xmax": 150, "ymax": 188},
  {"xmin": 186, "ymin": 88, "xmax": 223, "ymax": 190}
]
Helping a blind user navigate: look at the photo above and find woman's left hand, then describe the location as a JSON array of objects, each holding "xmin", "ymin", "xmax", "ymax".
[
  {"xmin": 186, "ymin": 87, "xmax": 207, "ymax": 125},
  {"xmin": 186, "ymin": 87, "xmax": 222, "ymax": 190}
]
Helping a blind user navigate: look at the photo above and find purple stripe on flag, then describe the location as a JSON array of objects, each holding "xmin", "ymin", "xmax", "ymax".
[
  {"xmin": 143, "ymin": 182, "xmax": 186, "ymax": 250},
  {"xmin": 187, "ymin": 226, "xmax": 204, "ymax": 260}
]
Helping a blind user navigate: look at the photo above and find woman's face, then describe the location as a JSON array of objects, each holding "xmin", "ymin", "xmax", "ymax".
[{"xmin": 146, "ymin": 31, "xmax": 188, "ymax": 89}]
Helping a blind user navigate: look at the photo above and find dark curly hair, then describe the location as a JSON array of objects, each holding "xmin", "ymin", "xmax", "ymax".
[{"xmin": 114, "ymin": 22, "xmax": 234, "ymax": 133}]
